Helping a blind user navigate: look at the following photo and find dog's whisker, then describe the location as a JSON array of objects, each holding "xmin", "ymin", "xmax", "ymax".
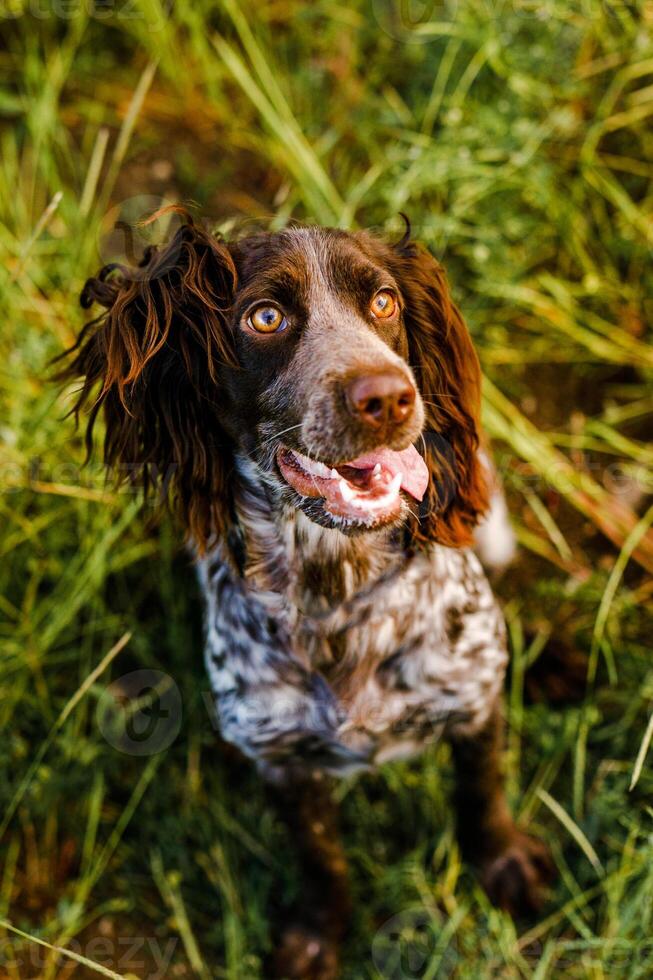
[
  {"xmin": 260, "ymin": 422, "xmax": 303, "ymax": 448},
  {"xmin": 421, "ymin": 399, "xmax": 455, "ymax": 411}
]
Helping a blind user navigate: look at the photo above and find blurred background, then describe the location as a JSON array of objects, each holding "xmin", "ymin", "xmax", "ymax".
[{"xmin": 1, "ymin": 1, "xmax": 653, "ymax": 977}]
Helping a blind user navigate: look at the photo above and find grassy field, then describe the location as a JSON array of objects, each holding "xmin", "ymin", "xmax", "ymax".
[{"xmin": 1, "ymin": 1, "xmax": 653, "ymax": 977}]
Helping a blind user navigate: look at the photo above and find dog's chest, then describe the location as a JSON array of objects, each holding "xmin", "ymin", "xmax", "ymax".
[
  {"xmin": 200, "ymin": 522, "xmax": 508, "ymax": 775},
  {"xmin": 294, "ymin": 547, "xmax": 507, "ymax": 758}
]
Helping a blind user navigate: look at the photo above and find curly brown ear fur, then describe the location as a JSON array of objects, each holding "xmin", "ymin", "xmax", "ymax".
[
  {"xmin": 392, "ymin": 240, "xmax": 488, "ymax": 547},
  {"xmin": 57, "ymin": 212, "xmax": 238, "ymax": 552}
]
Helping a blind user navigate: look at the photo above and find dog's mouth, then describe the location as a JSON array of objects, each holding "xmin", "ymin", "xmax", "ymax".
[{"xmin": 276, "ymin": 445, "xmax": 429, "ymax": 525}]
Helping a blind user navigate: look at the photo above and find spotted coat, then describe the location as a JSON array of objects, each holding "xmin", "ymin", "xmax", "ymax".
[{"xmin": 198, "ymin": 456, "xmax": 508, "ymax": 782}]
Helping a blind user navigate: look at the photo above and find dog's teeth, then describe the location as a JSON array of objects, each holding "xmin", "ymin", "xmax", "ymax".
[
  {"xmin": 373, "ymin": 463, "xmax": 382, "ymax": 475},
  {"xmin": 339, "ymin": 478, "xmax": 356, "ymax": 502},
  {"xmin": 311, "ymin": 459, "xmax": 332, "ymax": 478},
  {"xmin": 330, "ymin": 468, "xmax": 339, "ymax": 479},
  {"xmin": 387, "ymin": 473, "xmax": 402, "ymax": 494},
  {"xmin": 294, "ymin": 452, "xmax": 331, "ymax": 478}
]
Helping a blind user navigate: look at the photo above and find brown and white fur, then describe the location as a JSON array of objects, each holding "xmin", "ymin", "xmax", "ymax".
[{"xmin": 61, "ymin": 212, "xmax": 553, "ymax": 979}]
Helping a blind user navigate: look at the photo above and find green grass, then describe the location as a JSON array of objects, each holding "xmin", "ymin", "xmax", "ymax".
[{"xmin": 1, "ymin": 1, "xmax": 653, "ymax": 976}]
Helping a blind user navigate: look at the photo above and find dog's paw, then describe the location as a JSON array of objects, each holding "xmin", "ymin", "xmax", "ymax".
[
  {"xmin": 272, "ymin": 924, "xmax": 340, "ymax": 980},
  {"xmin": 480, "ymin": 832, "xmax": 556, "ymax": 917},
  {"xmin": 523, "ymin": 641, "xmax": 589, "ymax": 705}
]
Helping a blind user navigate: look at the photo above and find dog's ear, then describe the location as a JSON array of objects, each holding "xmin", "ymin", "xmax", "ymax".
[
  {"xmin": 58, "ymin": 212, "xmax": 238, "ymax": 553},
  {"xmin": 392, "ymin": 239, "xmax": 489, "ymax": 548}
]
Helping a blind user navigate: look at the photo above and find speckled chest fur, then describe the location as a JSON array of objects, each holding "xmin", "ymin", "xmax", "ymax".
[{"xmin": 198, "ymin": 458, "xmax": 508, "ymax": 781}]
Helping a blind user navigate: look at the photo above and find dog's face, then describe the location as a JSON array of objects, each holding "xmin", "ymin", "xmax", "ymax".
[
  {"xmin": 219, "ymin": 228, "xmax": 427, "ymax": 531},
  {"xmin": 64, "ymin": 213, "xmax": 488, "ymax": 553}
]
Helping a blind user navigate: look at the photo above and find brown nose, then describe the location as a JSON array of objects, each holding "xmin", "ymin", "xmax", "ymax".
[{"xmin": 345, "ymin": 371, "xmax": 416, "ymax": 429}]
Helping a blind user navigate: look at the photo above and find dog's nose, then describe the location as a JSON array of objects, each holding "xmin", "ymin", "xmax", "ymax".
[{"xmin": 345, "ymin": 371, "xmax": 416, "ymax": 429}]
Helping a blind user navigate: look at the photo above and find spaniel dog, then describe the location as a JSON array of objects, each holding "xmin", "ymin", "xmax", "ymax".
[{"xmin": 63, "ymin": 212, "xmax": 554, "ymax": 979}]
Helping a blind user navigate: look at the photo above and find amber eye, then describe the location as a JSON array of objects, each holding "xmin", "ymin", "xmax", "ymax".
[
  {"xmin": 248, "ymin": 305, "xmax": 287, "ymax": 333},
  {"xmin": 370, "ymin": 290, "xmax": 397, "ymax": 319}
]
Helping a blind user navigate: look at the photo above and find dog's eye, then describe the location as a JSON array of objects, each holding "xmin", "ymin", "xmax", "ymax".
[
  {"xmin": 370, "ymin": 290, "xmax": 397, "ymax": 319},
  {"xmin": 248, "ymin": 305, "xmax": 287, "ymax": 333}
]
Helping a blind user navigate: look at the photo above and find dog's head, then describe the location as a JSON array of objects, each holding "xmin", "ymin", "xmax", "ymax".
[{"xmin": 63, "ymin": 212, "xmax": 487, "ymax": 552}]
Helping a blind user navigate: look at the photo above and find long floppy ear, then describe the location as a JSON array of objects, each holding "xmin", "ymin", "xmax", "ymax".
[
  {"xmin": 58, "ymin": 212, "xmax": 238, "ymax": 553},
  {"xmin": 392, "ymin": 239, "xmax": 489, "ymax": 548}
]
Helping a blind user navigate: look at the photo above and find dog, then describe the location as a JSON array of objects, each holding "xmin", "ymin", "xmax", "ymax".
[{"xmin": 62, "ymin": 211, "xmax": 554, "ymax": 979}]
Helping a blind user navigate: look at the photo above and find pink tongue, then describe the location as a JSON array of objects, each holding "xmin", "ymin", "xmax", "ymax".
[{"xmin": 346, "ymin": 445, "xmax": 429, "ymax": 501}]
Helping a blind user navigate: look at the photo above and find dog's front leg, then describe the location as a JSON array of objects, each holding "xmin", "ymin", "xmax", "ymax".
[
  {"xmin": 267, "ymin": 772, "xmax": 350, "ymax": 980},
  {"xmin": 450, "ymin": 705, "xmax": 555, "ymax": 916}
]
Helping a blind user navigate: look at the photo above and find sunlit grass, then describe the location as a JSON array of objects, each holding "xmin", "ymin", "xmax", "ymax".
[{"xmin": 1, "ymin": 1, "xmax": 652, "ymax": 976}]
